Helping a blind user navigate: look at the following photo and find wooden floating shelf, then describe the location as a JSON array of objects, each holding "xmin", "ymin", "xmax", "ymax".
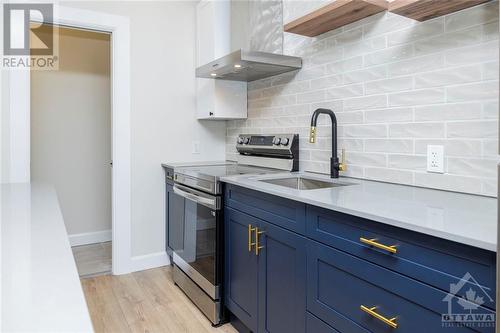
[
  {"xmin": 389, "ymin": 0, "xmax": 492, "ymax": 21},
  {"xmin": 284, "ymin": 0, "xmax": 389, "ymax": 37}
]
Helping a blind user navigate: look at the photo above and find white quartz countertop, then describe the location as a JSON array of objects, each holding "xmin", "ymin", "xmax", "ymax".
[
  {"xmin": 221, "ymin": 172, "xmax": 497, "ymax": 252},
  {"xmin": 1, "ymin": 183, "xmax": 94, "ymax": 332}
]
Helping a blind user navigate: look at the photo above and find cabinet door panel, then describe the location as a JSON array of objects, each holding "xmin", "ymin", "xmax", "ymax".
[
  {"xmin": 225, "ymin": 208, "xmax": 259, "ymax": 332},
  {"xmin": 258, "ymin": 219, "xmax": 307, "ymax": 333}
]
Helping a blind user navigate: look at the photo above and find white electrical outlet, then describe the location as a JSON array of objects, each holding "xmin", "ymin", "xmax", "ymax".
[
  {"xmin": 427, "ymin": 145, "xmax": 444, "ymax": 173},
  {"xmin": 192, "ymin": 141, "xmax": 200, "ymax": 154}
]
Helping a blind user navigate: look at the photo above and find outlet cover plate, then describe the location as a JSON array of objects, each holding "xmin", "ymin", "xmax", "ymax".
[{"xmin": 427, "ymin": 145, "xmax": 444, "ymax": 173}]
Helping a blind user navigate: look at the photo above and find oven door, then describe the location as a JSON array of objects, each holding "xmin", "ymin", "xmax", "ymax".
[{"xmin": 171, "ymin": 184, "xmax": 220, "ymax": 299}]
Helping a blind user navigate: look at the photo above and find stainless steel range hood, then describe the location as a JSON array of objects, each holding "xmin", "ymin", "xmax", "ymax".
[{"xmin": 195, "ymin": 49, "xmax": 302, "ymax": 82}]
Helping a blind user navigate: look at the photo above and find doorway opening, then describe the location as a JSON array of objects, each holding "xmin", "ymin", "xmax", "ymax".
[{"xmin": 30, "ymin": 25, "xmax": 112, "ymax": 277}]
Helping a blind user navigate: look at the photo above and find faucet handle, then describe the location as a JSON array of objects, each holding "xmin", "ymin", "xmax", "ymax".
[{"xmin": 339, "ymin": 148, "xmax": 347, "ymax": 172}]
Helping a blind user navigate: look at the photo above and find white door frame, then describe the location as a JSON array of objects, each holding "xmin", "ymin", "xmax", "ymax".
[{"xmin": 9, "ymin": 6, "xmax": 132, "ymax": 275}]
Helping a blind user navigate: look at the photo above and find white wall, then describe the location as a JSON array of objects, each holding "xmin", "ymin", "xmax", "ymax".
[
  {"xmin": 31, "ymin": 27, "xmax": 112, "ymax": 237},
  {"xmin": 228, "ymin": 1, "xmax": 499, "ymax": 197},
  {"xmin": 61, "ymin": 1, "xmax": 226, "ymax": 256}
]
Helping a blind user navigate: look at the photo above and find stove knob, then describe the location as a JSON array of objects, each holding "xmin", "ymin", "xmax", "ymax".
[
  {"xmin": 281, "ymin": 138, "xmax": 290, "ymax": 146},
  {"xmin": 272, "ymin": 137, "xmax": 281, "ymax": 145},
  {"xmin": 244, "ymin": 137, "xmax": 250, "ymax": 144},
  {"xmin": 237, "ymin": 137, "xmax": 244, "ymax": 144}
]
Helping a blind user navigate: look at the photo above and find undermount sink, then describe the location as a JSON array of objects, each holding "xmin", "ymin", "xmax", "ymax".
[{"xmin": 259, "ymin": 176, "xmax": 353, "ymax": 190}]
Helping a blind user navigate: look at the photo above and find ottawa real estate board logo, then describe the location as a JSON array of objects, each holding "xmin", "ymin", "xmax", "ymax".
[
  {"xmin": 442, "ymin": 272, "xmax": 495, "ymax": 328},
  {"xmin": 2, "ymin": 3, "xmax": 58, "ymax": 69}
]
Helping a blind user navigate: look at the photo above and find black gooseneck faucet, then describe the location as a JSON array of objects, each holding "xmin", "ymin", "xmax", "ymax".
[{"xmin": 309, "ymin": 108, "xmax": 346, "ymax": 178}]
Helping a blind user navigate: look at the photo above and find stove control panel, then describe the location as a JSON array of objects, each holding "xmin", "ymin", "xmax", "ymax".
[
  {"xmin": 236, "ymin": 134, "xmax": 297, "ymax": 147},
  {"xmin": 236, "ymin": 134, "xmax": 299, "ymax": 171}
]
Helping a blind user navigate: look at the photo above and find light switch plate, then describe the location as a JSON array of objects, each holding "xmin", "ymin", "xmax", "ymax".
[
  {"xmin": 427, "ymin": 145, "xmax": 444, "ymax": 173},
  {"xmin": 192, "ymin": 141, "xmax": 200, "ymax": 154}
]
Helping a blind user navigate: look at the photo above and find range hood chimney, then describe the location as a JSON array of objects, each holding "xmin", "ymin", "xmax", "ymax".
[{"xmin": 196, "ymin": 0, "xmax": 302, "ymax": 82}]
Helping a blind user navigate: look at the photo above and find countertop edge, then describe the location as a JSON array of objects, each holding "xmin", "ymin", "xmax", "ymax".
[{"xmin": 221, "ymin": 176, "xmax": 497, "ymax": 252}]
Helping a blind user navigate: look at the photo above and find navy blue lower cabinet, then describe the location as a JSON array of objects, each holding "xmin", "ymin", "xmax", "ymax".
[
  {"xmin": 257, "ymin": 218, "xmax": 307, "ymax": 333},
  {"xmin": 306, "ymin": 206, "xmax": 496, "ymax": 310},
  {"xmin": 306, "ymin": 313, "xmax": 341, "ymax": 333},
  {"xmin": 307, "ymin": 240, "xmax": 495, "ymax": 333},
  {"xmin": 224, "ymin": 207, "xmax": 307, "ymax": 333},
  {"xmin": 225, "ymin": 208, "xmax": 260, "ymax": 332}
]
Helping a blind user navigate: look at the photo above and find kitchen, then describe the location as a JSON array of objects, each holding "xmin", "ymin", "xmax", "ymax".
[{"xmin": 1, "ymin": 0, "xmax": 498, "ymax": 332}]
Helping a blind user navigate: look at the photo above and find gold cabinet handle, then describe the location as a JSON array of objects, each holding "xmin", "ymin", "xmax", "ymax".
[
  {"xmin": 360, "ymin": 237, "xmax": 397, "ymax": 254},
  {"xmin": 248, "ymin": 224, "xmax": 256, "ymax": 252},
  {"xmin": 360, "ymin": 305, "xmax": 398, "ymax": 329},
  {"xmin": 255, "ymin": 227, "xmax": 265, "ymax": 256}
]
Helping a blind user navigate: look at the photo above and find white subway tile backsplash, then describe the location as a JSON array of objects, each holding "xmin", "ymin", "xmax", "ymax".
[
  {"xmin": 365, "ymin": 139, "xmax": 413, "ymax": 153},
  {"xmin": 445, "ymin": 0, "xmax": 499, "ymax": 32},
  {"xmin": 445, "ymin": 40, "xmax": 499, "ymax": 66},
  {"xmin": 447, "ymin": 81, "xmax": 499, "ymax": 102},
  {"xmin": 447, "ymin": 120, "xmax": 498, "ymax": 138},
  {"xmin": 388, "ymin": 154, "xmax": 427, "ymax": 170},
  {"xmin": 311, "ymin": 74, "xmax": 342, "ymax": 90},
  {"xmin": 388, "ymin": 54, "xmax": 445, "ymax": 77},
  {"xmin": 297, "ymin": 90, "xmax": 324, "ymax": 104},
  {"xmin": 414, "ymin": 65, "xmax": 482, "ymax": 89},
  {"xmin": 482, "ymin": 61, "xmax": 499, "ymax": 80},
  {"xmin": 343, "ymin": 37, "xmax": 387, "ymax": 58},
  {"xmin": 365, "ymin": 107, "xmax": 413, "ymax": 123},
  {"xmin": 363, "ymin": 13, "xmax": 415, "ymax": 38},
  {"xmin": 365, "ymin": 76, "xmax": 413, "ymax": 95},
  {"xmin": 344, "ymin": 95, "xmax": 387, "ymax": 111},
  {"xmin": 346, "ymin": 152, "xmax": 387, "ymax": 167},
  {"xmin": 325, "ymin": 57, "xmax": 363, "ymax": 74},
  {"xmin": 483, "ymin": 20, "xmax": 499, "ymax": 41},
  {"xmin": 482, "ymin": 140, "xmax": 498, "ymax": 156},
  {"xmin": 326, "ymin": 84, "xmax": 364, "ymax": 99},
  {"xmin": 447, "ymin": 158, "xmax": 497, "ymax": 178},
  {"xmin": 414, "ymin": 103, "xmax": 482, "ymax": 121},
  {"xmin": 414, "ymin": 26, "xmax": 482, "ymax": 56},
  {"xmin": 336, "ymin": 111, "xmax": 364, "ymax": 124},
  {"xmin": 389, "ymin": 122, "xmax": 445, "ymax": 138},
  {"xmin": 227, "ymin": 2, "xmax": 498, "ymax": 197},
  {"xmin": 343, "ymin": 124, "xmax": 387, "ymax": 138},
  {"xmin": 387, "ymin": 19, "xmax": 444, "ymax": 46},
  {"xmin": 343, "ymin": 66, "xmax": 387, "ymax": 84},
  {"xmin": 364, "ymin": 167, "xmax": 414, "ymax": 185},
  {"xmin": 483, "ymin": 101, "xmax": 499, "ymax": 118},
  {"xmin": 389, "ymin": 88, "xmax": 445, "ymax": 106},
  {"xmin": 364, "ymin": 44, "xmax": 414, "ymax": 66}
]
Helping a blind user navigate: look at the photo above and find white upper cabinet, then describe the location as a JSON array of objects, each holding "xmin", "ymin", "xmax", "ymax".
[{"xmin": 196, "ymin": 0, "xmax": 247, "ymax": 120}]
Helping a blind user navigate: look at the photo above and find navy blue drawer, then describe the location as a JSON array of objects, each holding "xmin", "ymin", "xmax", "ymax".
[
  {"xmin": 307, "ymin": 240, "xmax": 495, "ymax": 333},
  {"xmin": 225, "ymin": 184, "xmax": 306, "ymax": 234},
  {"xmin": 306, "ymin": 206, "xmax": 496, "ymax": 310},
  {"xmin": 306, "ymin": 313, "xmax": 341, "ymax": 333}
]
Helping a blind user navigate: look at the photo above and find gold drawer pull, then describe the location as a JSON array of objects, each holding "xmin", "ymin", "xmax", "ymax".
[
  {"xmin": 360, "ymin": 237, "xmax": 397, "ymax": 254},
  {"xmin": 255, "ymin": 227, "xmax": 265, "ymax": 256},
  {"xmin": 360, "ymin": 305, "xmax": 398, "ymax": 329},
  {"xmin": 248, "ymin": 224, "xmax": 256, "ymax": 252}
]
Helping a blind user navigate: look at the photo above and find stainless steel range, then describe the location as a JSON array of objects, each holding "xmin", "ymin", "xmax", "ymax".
[{"xmin": 162, "ymin": 134, "xmax": 299, "ymax": 326}]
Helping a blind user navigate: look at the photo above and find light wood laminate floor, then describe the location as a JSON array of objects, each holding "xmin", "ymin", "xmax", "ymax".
[
  {"xmin": 73, "ymin": 242, "xmax": 112, "ymax": 277},
  {"xmin": 81, "ymin": 266, "xmax": 237, "ymax": 333}
]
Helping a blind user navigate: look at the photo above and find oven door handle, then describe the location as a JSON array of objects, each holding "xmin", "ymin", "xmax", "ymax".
[{"xmin": 173, "ymin": 185, "xmax": 217, "ymax": 210}]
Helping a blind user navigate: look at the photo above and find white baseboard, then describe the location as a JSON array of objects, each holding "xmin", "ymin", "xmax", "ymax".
[
  {"xmin": 129, "ymin": 251, "xmax": 170, "ymax": 273},
  {"xmin": 69, "ymin": 229, "xmax": 112, "ymax": 247}
]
